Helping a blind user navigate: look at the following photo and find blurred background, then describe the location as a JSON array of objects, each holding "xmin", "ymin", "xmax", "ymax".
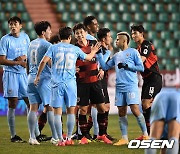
[{"xmin": 0, "ymin": 0, "xmax": 179, "ymax": 115}]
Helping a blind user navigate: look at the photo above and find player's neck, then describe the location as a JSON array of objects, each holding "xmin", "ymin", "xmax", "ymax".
[
  {"xmin": 61, "ymin": 40, "xmax": 70, "ymax": 43},
  {"xmin": 137, "ymin": 38, "xmax": 144, "ymax": 46},
  {"xmin": 11, "ymin": 32, "xmax": 20, "ymax": 37},
  {"xmin": 88, "ymin": 31, "xmax": 95, "ymax": 37},
  {"xmin": 78, "ymin": 39, "xmax": 88, "ymax": 46},
  {"xmin": 101, "ymin": 42, "xmax": 108, "ymax": 49},
  {"xmin": 120, "ymin": 45, "xmax": 128, "ymax": 51}
]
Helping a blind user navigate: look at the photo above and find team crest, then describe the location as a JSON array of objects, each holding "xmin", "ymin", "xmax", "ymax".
[{"xmin": 8, "ymin": 89, "xmax": 12, "ymax": 94}]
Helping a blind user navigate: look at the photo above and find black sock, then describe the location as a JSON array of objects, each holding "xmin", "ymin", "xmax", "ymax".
[
  {"xmin": 143, "ymin": 107, "xmax": 151, "ymax": 135},
  {"xmin": 79, "ymin": 114, "xmax": 88, "ymax": 136},
  {"xmin": 38, "ymin": 112, "xmax": 47, "ymax": 133},
  {"xmin": 97, "ymin": 113, "xmax": 106, "ymax": 136}
]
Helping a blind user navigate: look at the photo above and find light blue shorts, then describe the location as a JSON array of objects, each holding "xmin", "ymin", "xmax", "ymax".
[
  {"xmin": 3, "ymin": 71, "xmax": 28, "ymax": 98},
  {"xmin": 115, "ymin": 90, "xmax": 140, "ymax": 106},
  {"xmin": 27, "ymin": 75, "xmax": 51, "ymax": 106},
  {"xmin": 51, "ymin": 80, "xmax": 77, "ymax": 108},
  {"xmin": 150, "ymin": 91, "xmax": 180, "ymax": 124}
]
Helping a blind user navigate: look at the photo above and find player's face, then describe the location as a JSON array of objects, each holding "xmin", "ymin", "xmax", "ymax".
[
  {"xmin": 74, "ymin": 28, "xmax": 87, "ymax": 42},
  {"xmin": 104, "ymin": 32, "xmax": 112, "ymax": 46},
  {"xmin": 115, "ymin": 35, "xmax": 124, "ymax": 48},
  {"xmin": 88, "ymin": 19, "xmax": 99, "ymax": 33},
  {"xmin": 9, "ymin": 21, "xmax": 22, "ymax": 36},
  {"xmin": 131, "ymin": 30, "xmax": 143, "ymax": 43},
  {"xmin": 44, "ymin": 26, "xmax": 52, "ymax": 41}
]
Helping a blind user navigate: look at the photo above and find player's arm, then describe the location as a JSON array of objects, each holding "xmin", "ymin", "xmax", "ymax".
[
  {"xmin": 0, "ymin": 55, "xmax": 26, "ymax": 67},
  {"xmin": 34, "ymin": 56, "xmax": 50, "ymax": 85}
]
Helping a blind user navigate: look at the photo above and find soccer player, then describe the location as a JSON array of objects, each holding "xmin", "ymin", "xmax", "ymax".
[
  {"xmin": 34, "ymin": 27, "xmax": 101, "ymax": 146},
  {"xmin": 131, "ymin": 25, "xmax": 162, "ymax": 136},
  {"xmin": 98, "ymin": 32, "xmax": 148, "ymax": 146},
  {"xmin": 27, "ymin": 21, "xmax": 59, "ymax": 145},
  {"xmin": 73, "ymin": 23, "xmax": 112, "ymax": 144},
  {"xmin": 0, "ymin": 16, "xmax": 30, "ymax": 143},
  {"xmin": 145, "ymin": 89, "xmax": 180, "ymax": 154}
]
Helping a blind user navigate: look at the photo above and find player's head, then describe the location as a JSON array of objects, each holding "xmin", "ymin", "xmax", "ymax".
[
  {"xmin": 8, "ymin": 16, "xmax": 22, "ymax": 36},
  {"xmin": 59, "ymin": 27, "xmax": 72, "ymax": 41},
  {"xmin": 34, "ymin": 21, "xmax": 52, "ymax": 40},
  {"xmin": 83, "ymin": 16, "xmax": 99, "ymax": 34},
  {"xmin": 49, "ymin": 34, "xmax": 60, "ymax": 44},
  {"xmin": 97, "ymin": 28, "xmax": 112, "ymax": 46},
  {"xmin": 73, "ymin": 23, "xmax": 87, "ymax": 42},
  {"xmin": 116, "ymin": 32, "xmax": 130, "ymax": 50},
  {"xmin": 130, "ymin": 24, "xmax": 145, "ymax": 43}
]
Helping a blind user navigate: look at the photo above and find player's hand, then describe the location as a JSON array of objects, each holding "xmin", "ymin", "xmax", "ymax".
[
  {"xmin": 17, "ymin": 61, "xmax": 27, "ymax": 68},
  {"xmin": 91, "ymin": 42, "xmax": 101, "ymax": 53},
  {"xmin": 97, "ymin": 69, "xmax": 104, "ymax": 80},
  {"xmin": 118, "ymin": 63, "xmax": 128, "ymax": 69},
  {"xmin": 76, "ymin": 67, "xmax": 80, "ymax": 73},
  {"xmin": 14, "ymin": 55, "xmax": 27, "ymax": 62},
  {"xmin": 34, "ymin": 76, "xmax": 40, "ymax": 86}
]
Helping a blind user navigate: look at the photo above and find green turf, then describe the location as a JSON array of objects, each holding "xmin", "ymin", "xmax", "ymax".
[{"xmin": 0, "ymin": 114, "xmax": 144, "ymax": 154}]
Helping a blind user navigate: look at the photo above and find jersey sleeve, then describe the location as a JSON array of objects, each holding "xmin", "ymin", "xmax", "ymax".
[
  {"xmin": 140, "ymin": 42, "xmax": 151, "ymax": 57},
  {"xmin": 45, "ymin": 45, "xmax": 53, "ymax": 59},
  {"xmin": 0, "ymin": 37, "xmax": 8, "ymax": 56},
  {"xmin": 98, "ymin": 53, "xmax": 114, "ymax": 70},
  {"xmin": 76, "ymin": 46, "xmax": 87, "ymax": 60}
]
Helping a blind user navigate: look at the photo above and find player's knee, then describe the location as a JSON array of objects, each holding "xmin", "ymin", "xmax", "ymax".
[{"xmin": 142, "ymin": 99, "xmax": 152, "ymax": 110}]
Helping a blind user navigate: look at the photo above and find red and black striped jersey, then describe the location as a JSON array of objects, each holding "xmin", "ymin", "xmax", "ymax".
[
  {"xmin": 76, "ymin": 40, "xmax": 99, "ymax": 83},
  {"xmin": 137, "ymin": 40, "xmax": 160, "ymax": 78}
]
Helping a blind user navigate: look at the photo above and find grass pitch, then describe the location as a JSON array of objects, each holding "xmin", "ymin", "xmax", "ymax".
[{"xmin": 0, "ymin": 114, "xmax": 144, "ymax": 154}]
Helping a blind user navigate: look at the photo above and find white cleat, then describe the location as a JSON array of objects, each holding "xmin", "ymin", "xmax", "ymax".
[
  {"xmin": 29, "ymin": 138, "xmax": 40, "ymax": 145},
  {"xmin": 50, "ymin": 138, "xmax": 59, "ymax": 144}
]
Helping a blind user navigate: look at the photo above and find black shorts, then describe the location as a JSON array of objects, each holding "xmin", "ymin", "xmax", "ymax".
[
  {"xmin": 101, "ymin": 80, "xmax": 110, "ymax": 104},
  {"xmin": 141, "ymin": 73, "xmax": 162, "ymax": 99},
  {"xmin": 77, "ymin": 81, "xmax": 105, "ymax": 106}
]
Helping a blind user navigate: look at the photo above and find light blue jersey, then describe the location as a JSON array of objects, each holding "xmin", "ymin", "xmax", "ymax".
[
  {"xmin": 98, "ymin": 48, "xmax": 144, "ymax": 92},
  {"xmin": 45, "ymin": 42, "xmax": 87, "ymax": 86},
  {"xmin": 27, "ymin": 38, "xmax": 51, "ymax": 76},
  {"xmin": 86, "ymin": 34, "xmax": 97, "ymax": 41},
  {"xmin": 0, "ymin": 32, "xmax": 30, "ymax": 74}
]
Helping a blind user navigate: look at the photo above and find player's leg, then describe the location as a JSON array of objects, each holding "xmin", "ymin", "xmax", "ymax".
[{"xmin": 38, "ymin": 108, "xmax": 47, "ymax": 133}]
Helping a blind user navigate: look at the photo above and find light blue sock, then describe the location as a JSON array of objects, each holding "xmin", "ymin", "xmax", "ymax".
[
  {"xmin": 136, "ymin": 113, "xmax": 148, "ymax": 136},
  {"xmin": 91, "ymin": 107, "xmax": 99, "ymax": 136},
  {"xmin": 35, "ymin": 120, "xmax": 40, "ymax": 137},
  {"xmin": 54, "ymin": 114, "xmax": 63, "ymax": 141},
  {"xmin": 145, "ymin": 138, "xmax": 156, "ymax": 154},
  {"xmin": 67, "ymin": 114, "xmax": 75, "ymax": 139},
  {"xmin": 7, "ymin": 108, "xmax": 16, "ymax": 138},
  {"xmin": 27, "ymin": 111, "xmax": 37, "ymax": 139},
  {"xmin": 47, "ymin": 111, "xmax": 58, "ymax": 139},
  {"xmin": 166, "ymin": 137, "xmax": 179, "ymax": 154},
  {"xmin": 119, "ymin": 116, "xmax": 128, "ymax": 139}
]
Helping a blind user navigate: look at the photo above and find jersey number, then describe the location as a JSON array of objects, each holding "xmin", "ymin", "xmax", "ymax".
[
  {"xmin": 31, "ymin": 49, "xmax": 37, "ymax": 64},
  {"xmin": 56, "ymin": 53, "xmax": 74, "ymax": 69}
]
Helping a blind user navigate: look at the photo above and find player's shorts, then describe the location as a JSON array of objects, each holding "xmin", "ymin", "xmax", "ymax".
[
  {"xmin": 101, "ymin": 81, "xmax": 110, "ymax": 104},
  {"xmin": 77, "ymin": 81, "xmax": 105, "ymax": 106},
  {"xmin": 141, "ymin": 73, "xmax": 162, "ymax": 99},
  {"xmin": 3, "ymin": 71, "xmax": 28, "ymax": 98},
  {"xmin": 51, "ymin": 79, "xmax": 77, "ymax": 108},
  {"xmin": 27, "ymin": 75, "xmax": 51, "ymax": 106},
  {"xmin": 150, "ymin": 91, "xmax": 180, "ymax": 124},
  {"xmin": 115, "ymin": 89, "xmax": 140, "ymax": 107}
]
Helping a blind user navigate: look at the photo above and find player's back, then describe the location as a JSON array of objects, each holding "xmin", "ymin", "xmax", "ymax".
[{"xmin": 28, "ymin": 38, "xmax": 51, "ymax": 76}]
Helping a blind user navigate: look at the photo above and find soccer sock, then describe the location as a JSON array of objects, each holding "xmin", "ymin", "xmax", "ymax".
[
  {"xmin": 143, "ymin": 107, "xmax": 151, "ymax": 135},
  {"xmin": 97, "ymin": 113, "xmax": 106, "ymax": 136},
  {"xmin": 79, "ymin": 114, "xmax": 88, "ymax": 136},
  {"xmin": 61, "ymin": 116, "xmax": 64, "ymax": 134},
  {"xmin": 87, "ymin": 115, "xmax": 93, "ymax": 133},
  {"xmin": 136, "ymin": 113, "xmax": 148, "ymax": 136},
  {"xmin": 104, "ymin": 111, "xmax": 109, "ymax": 135},
  {"xmin": 54, "ymin": 114, "xmax": 63, "ymax": 141},
  {"xmin": 119, "ymin": 116, "xmax": 128, "ymax": 140},
  {"xmin": 35, "ymin": 120, "xmax": 40, "ymax": 137},
  {"xmin": 91, "ymin": 107, "xmax": 99, "ymax": 136},
  {"xmin": 38, "ymin": 111, "xmax": 47, "ymax": 133},
  {"xmin": 47, "ymin": 111, "xmax": 58, "ymax": 140},
  {"xmin": 67, "ymin": 114, "xmax": 75, "ymax": 139},
  {"xmin": 145, "ymin": 138, "xmax": 156, "ymax": 154},
  {"xmin": 75, "ymin": 110, "xmax": 79, "ymax": 134},
  {"xmin": 7, "ymin": 108, "xmax": 16, "ymax": 138},
  {"xmin": 166, "ymin": 137, "xmax": 179, "ymax": 154},
  {"xmin": 27, "ymin": 111, "xmax": 37, "ymax": 139}
]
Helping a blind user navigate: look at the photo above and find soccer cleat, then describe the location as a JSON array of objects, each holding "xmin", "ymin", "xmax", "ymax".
[
  {"xmin": 106, "ymin": 134, "xmax": 116, "ymax": 141},
  {"xmin": 98, "ymin": 135, "xmax": 113, "ymax": 144},
  {"xmin": 11, "ymin": 135, "xmax": 26, "ymax": 143},
  {"xmin": 135, "ymin": 135, "xmax": 150, "ymax": 141},
  {"xmin": 65, "ymin": 139, "xmax": 74, "ymax": 145},
  {"xmin": 79, "ymin": 137, "xmax": 90, "ymax": 144},
  {"xmin": 36, "ymin": 134, "xmax": 51, "ymax": 142},
  {"xmin": 29, "ymin": 138, "xmax": 40, "ymax": 145},
  {"xmin": 113, "ymin": 138, "xmax": 129, "ymax": 146},
  {"xmin": 56, "ymin": 140, "xmax": 65, "ymax": 146},
  {"xmin": 63, "ymin": 133, "xmax": 67, "ymax": 140},
  {"xmin": 50, "ymin": 138, "xmax": 59, "ymax": 144}
]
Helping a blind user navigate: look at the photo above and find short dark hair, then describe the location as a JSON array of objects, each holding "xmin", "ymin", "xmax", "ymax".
[
  {"xmin": 49, "ymin": 34, "xmax": 60, "ymax": 44},
  {"xmin": 130, "ymin": 24, "xmax": 145, "ymax": 33},
  {"xmin": 83, "ymin": 16, "xmax": 96, "ymax": 27},
  {"xmin": 34, "ymin": 21, "xmax": 51, "ymax": 36},
  {"xmin": 8, "ymin": 16, "xmax": 22, "ymax": 24},
  {"xmin": 59, "ymin": 27, "xmax": 72, "ymax": 40},
  {"xmin": 97, "ymin": 28, "xmax": 110, "ymax": 41},
  {"xmin": 72, "ymin": 23, "xmax": 86, "ymax": 34},
  {"xmin": 117, "ymin": 32, "xmax": 131, "ymax": 45}
]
